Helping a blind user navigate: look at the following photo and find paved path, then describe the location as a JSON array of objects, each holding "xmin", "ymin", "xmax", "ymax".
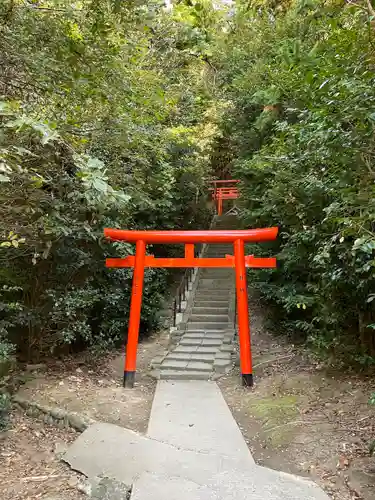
[
  {"xmin": 65, "ymin": 380, "xmax": 329, "ymax": 500},
  {"xmin": 147, "ymin": 381, "xmax": 254, "ymax": 460}
]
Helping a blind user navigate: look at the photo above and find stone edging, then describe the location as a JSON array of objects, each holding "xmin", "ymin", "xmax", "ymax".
[{"xmin": 13, "ymin": 394, "xmax": 95, "ymax": 432}]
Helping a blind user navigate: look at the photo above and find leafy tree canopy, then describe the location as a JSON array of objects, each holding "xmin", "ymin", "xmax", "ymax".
[{"xmin": 1, "ymin": 0, "xmax": 374, "ymax": 370}]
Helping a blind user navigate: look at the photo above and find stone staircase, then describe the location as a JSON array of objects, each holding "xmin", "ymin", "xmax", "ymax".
[{"xmin": 157, "ymin": 216, "xmax": 239, "ymax": 381}]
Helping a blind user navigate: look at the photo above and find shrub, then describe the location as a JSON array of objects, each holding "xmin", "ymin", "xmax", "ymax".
[{"xmin": 212, "ymin": 1, "xmax": 375, "ymax": 363}]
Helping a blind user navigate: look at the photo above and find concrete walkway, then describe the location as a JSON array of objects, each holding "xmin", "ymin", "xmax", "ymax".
[
  {"xmin": 65, "ymin": 380, "xmax": 329, "ymax": 499},
  {"xmin": 147, "ymin": 381, "xmax": 254, "ymax": 460}
]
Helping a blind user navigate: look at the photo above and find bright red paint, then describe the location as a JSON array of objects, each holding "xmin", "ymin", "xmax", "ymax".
[{"xmin": 104, "ymin": 227, "xmax": 278, "ymax": 244}]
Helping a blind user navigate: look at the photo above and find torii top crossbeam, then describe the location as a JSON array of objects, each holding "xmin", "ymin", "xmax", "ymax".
[
  {"xmin": 105, "ymin": 225, "xmax": 278, "ymax": 389},
  {"xmin": 104, "ymin": 228, "xmax": 277, "ymax": 244}
]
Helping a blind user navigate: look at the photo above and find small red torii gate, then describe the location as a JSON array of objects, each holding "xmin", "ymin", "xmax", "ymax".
[
  {"xmin": 209, "ymin": 179, "xmax": 240, "ymax": 215},
  {"xmin": 105, "ymin": 227, "xmax": 278, "ymax": 388}
]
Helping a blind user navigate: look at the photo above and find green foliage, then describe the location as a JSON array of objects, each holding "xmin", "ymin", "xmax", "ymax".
[
  {"xmin": 212, "ymin": 0, "xmax": 375, "ymax": 362},
  {"xmin": 0, "ymin": 1, "xmax": 215, "ymax": 364},
  {"xmin": 6, "ymin": 0, "xmax": 374, "ymax": 371}
]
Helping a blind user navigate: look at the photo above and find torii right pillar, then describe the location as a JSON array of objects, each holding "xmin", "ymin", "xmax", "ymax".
[{"xmin": 234, "ymin": 238, "xmax": 253, "ymax": 386}]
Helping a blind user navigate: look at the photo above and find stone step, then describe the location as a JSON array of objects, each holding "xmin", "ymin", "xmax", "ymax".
[
  {"xmin": 167, "ymin": 352, "xmax": 215, "ymax": 363},
  {"xmin": 201, "ymin": 268, "xmax": 234, "ymax": 273},
  {"xmin": 204, "ymin": 248, "xmax": 232, "ymax": 251},
  {"xmin": 161, "ymin": 359, "xmax": 212, "ymax": 372},
  {"xmin": 199, "ymin": 271, "xmax": 227, "ymax": 276},
  {"xmin": 204, "ymin": 248, "xmax": 233, "ymax": 252},
  {"xmin": 195, "ymin": 291, "xmax": 231, "ymax": 298},
  {"xmin": 173, "ymin": 345, "xmax": 198, "ymax": 353},
  {"xmin": 200, "ymin": 268, "xmax": 234, "ymax": 273},
  {"xmin": 199, "ymin": 267, "xmax": 235, "ymax": 278},
  {"xmin": 187, "ymin": 322, "xmax": 228, "ymax": 331},
  {"xmin": 179, "ymin": 331, "xmax": 205, "ymax": 338},
  {"xmin": 198, "ymin": 279, "xmax": 233, "ymax": 284},
  {"xmin": 199, "ymin": 275, "xmax": 233, "ymax": 280},
  {"xmin": 188, "ymin": 314, "xmax": 228, "ymax": 323},
  {"xmin": 161, "ymin": 359, "xmax": 189, "ymax": 370},
  {"xmin": 196, "ymin": 283, "xmax": 233, "ymax": 293},
  {"xmin": 169, "ymin": 360, "xmax": 211, "ymax": 372},
  {"xmin": 183, "ymin": 332, "xmax": 224, "ymax": 340},
  {"xmin": 192, "ymin": 307, "xmax": 229, "ymax": 314},
  {"xmin": 196, "ymin": 282, "xmax": 231, "ymax": 288},
  {"xmin": 174, "ymin": 345, "xmax": 219, "ymax": 354},
  {"xmin": 214, "ymin": 358, "xmax": 232, "ymax": 373},
  {"xmin": 202, "ymin": 338, "xmax": 225, "ymax": 347},
  {"xmin": 194, "ymin": 306, "xmax": 230, "ymax": 312},
  {"xmin": 199, "ymin": 278, "xmax": 233, "ymax": 284},
  {"xmin": 159, "ymin": 370, "xmax": 210, "ymax": 380},
  {"xmin": 185, "ymin": 362, "xmax": 212, "ymax": 372},
  {"xmin": 196, "ymin": 283, "xmax": 232, "ymax": 288},
  {"xmin": 179, "ymin": 338, "xmax": 204, "ymax": 346},
  {"xmin": 204, "ymin": 248, "xmax": 233, "ymax": 251},
  {"xmin": 194, "ymin": 297, "xmax": 231, "ymax": 303},
  {"xmin": 179, "ymin": 337, "xmax": 223, "ymax": 347},
  {"xmin": 194, "ymin": 296, "xmax": 231, "ymax": 302},
  {"xmin": 190, "ymin": 331, "xmax": 227, "ymax": 337},
  {"xmin": 195, "ymin": 299, "xmax": 230, "ymax": 306},
  {"xmin": 196, "ymin": 345, "xmax": 220, "ymax": 354}
]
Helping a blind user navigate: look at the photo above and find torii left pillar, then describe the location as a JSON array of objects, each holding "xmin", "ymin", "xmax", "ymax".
[{"xmin": 123, "ymin": 240, "xmax": 146, "ymax": 388}]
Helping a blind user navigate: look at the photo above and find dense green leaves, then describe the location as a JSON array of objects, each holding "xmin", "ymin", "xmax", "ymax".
[
  {"xmin": 0, "ymin": 0, "xmax": 215, "ymax": 362},
  {"xmin": 2, "ymin": 0, "xmax": 374, "ymax": 369},
  {"xmin": 212, "ymin": 0, "xmax": 375, "ymax": 362}
]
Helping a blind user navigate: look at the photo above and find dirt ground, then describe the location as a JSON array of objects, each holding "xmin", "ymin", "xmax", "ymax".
[
  {"xmin": 0, "ymin": 411, "xmax": 84, "ymax": 500},
  {"xmin": 0, "ymin": 331, "xmax": 169, "ymax": 500},
  {"xmin": 16, "ymin": 331, "xmax": 169, "ymax": 433},
  {"xmin": 219, "ymin": 297, "xmax": 375, "ymax": 500}
]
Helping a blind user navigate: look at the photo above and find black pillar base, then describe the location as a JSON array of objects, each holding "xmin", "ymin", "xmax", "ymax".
[
  {"xmin": 242, "ymin": 373, "xmax": 253, "ymax": 387},
  {"xmin": 123, "ymin": 371, "xmax": 135, "ymax": 388}
]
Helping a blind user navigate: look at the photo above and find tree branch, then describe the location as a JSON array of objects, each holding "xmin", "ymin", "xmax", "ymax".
[{"xmin": 366, "ymin": 0, "xmax": 375, "ymax": 18}]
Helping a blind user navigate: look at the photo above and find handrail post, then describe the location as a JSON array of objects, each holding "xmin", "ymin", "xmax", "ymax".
[
  {"xmin": 123, "ymin": 239, "xmax": 146, "ymax": 388},
  {"xmin": 173, "ymin": 298, "xmax": 177, "ymax": 327},
  {"xmin": 234, "ymin": 238, "xmax": 253, "ymax": 387}
]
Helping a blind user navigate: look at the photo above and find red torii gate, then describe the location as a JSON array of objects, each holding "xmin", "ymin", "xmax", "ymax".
[
  {"xmin": 209, "ymin": 179, "xmax": 240, "ymax": 215},
  {"xmin": 105, "ymin": 227, "xmax": 278, "ymax": 388}
]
